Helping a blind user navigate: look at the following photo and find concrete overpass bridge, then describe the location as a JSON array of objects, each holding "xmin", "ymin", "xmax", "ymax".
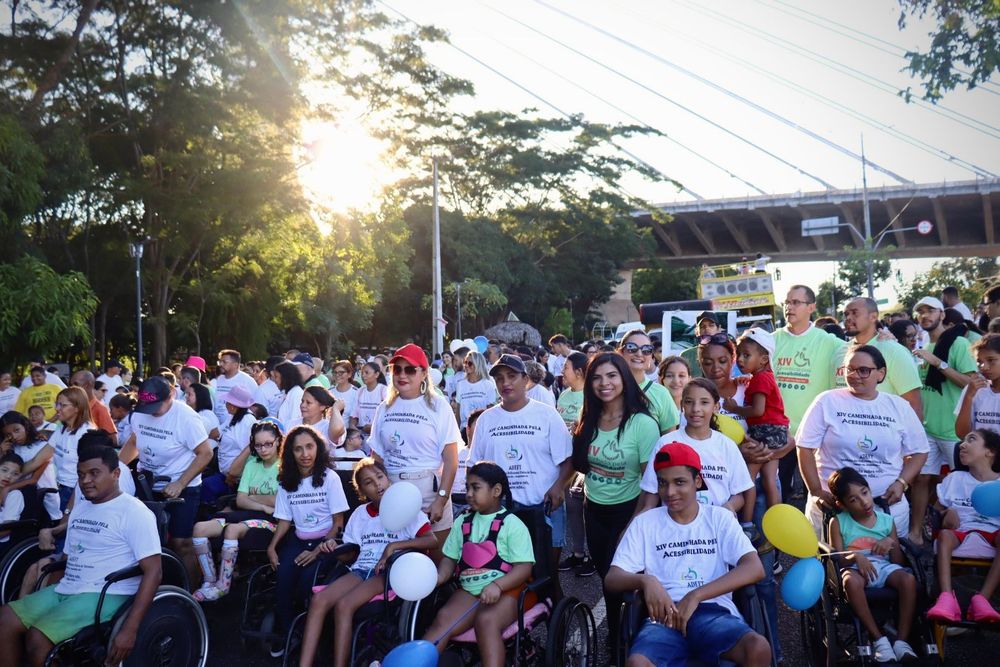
[
  {"xmin": 632, "ymin": 178, "xmax": 1000, "ymax": 265},
  {"xmin": 599, "ymin": 179, "xmax": 1000, "ymax": 326}
]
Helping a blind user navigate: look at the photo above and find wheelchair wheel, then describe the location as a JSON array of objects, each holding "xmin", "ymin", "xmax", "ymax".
[
  {"xmin": 0, "ymin": 538, "xmax": 46, "ymax": 604},
  {"xmin": 546, "ymin": 597, "xmax": 596, "ymax": 667},
  {"xmin": 110, "ymin": 586, "xmax": 209, "ymax": 667}
]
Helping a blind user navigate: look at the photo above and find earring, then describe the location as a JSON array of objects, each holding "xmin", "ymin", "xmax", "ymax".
[{"xmin": 420, "ymin": 379, "xmax": 428, "ymax": 393}]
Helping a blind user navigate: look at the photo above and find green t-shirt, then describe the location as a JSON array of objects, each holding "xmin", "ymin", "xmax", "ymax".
[
  {"xmin": 920, "ymin": 336, "xmax": 977, "ymax": 441},
  {"xmin": 306, "ymin": 375, "xmax": 332, "ymax": 389},
  {"xmin": 442, "ymin": 509, "xmax": 535, "ymax": 596},
  {"xmin": 556, "ymin": 388, "xmax": 583, "ymax": 429},
  {"xmin": 773, "ymin": 326, "xmax": 845, "ymax": 432},
  {"xmin": 585, "ymin": 413, "xmax": 659, "ymax": 505},
  {"xmin": 642, "ymin": 381, "xmax": 680, "ymax": 434},
  {"xmin": 681, "ymin": 346, "xmax": 703, "ymax": 379},
  {"xmin": 834, "ymin": 334, "xmax": 922, "ymax": 398},
  {"xmin": 237, "ymin": 457, "xmax": 280, "ymax": 496},
  {"xmin": 967, "ymin": 331, "xmax": 983, "ymax": 345}
]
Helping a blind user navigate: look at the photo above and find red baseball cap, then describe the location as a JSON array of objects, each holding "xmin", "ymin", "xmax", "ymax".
[
  {"xmin": 653, "ymin": 442, "xmax": 702, "ymax": 473},
  {"xmin": 389, "ymin": 343, "xmax": 428, "ymax": 370}
]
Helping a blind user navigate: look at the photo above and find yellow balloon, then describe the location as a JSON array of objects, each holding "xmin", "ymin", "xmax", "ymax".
[{"xmin": 761, "ymin": 504, "xmax": 818, "ymax": 558}]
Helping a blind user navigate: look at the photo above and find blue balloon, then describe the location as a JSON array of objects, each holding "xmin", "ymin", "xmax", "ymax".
[
  {"xmin": 383, "ymin": 640, "xmax": 438, "ymax": 667},
  {"xmin": 474, "ymin": 336, "xmax": 489, "ymax": 353},
  {"xmin": 780, "ymin": 558, "xmax": 825, "ymax": 611},
  {"xmin": 972, "ymin": 480, "xmax": 1000, "ymax": 517}
]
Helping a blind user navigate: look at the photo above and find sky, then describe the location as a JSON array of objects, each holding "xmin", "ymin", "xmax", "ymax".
[{"xmin": 365, "ymin": 0, "xmax": 1000, "ymax": 307}]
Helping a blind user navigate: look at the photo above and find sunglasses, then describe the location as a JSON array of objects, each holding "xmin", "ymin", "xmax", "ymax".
[
  {"xmin": 698, "ymin": 333, "xmax": 733, "ymax": 346},
  {"xmin": 620, "ymin": 342, "xmax": 655, "ymax": 356},
  {"xmin": 393, "ymin": 364, "xmax": 420, "ymax": 376}
]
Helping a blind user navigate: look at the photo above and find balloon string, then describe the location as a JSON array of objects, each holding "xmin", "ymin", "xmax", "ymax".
[
  {"xmin": 817, "ymin": 549, "xmax": 854, "ymax": 558},
  {"xmin": 432, "ymin": 600, "xmax": 482, "ymax": 645}
]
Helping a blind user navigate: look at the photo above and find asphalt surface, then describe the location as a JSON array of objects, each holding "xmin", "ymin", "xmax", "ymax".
[{"xmin": 204, "ymin": 548, "xmax": 1000, "ymax": 666}]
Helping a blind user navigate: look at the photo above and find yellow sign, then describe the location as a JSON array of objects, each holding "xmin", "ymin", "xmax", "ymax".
[{"xmin": 712, "ymin": 293, "xmax": 776, "ymax": 310}]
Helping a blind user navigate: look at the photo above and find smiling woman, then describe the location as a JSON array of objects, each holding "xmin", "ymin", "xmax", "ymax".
[{"xmin": 297, "ymin": 119, "xmax": 394, "ymax": 213}]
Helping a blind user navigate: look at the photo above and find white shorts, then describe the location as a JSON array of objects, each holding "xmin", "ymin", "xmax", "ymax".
[
  {"xmin": 921, "ymin": 435, "xmax": 958, "ymax": 475},
  {"xmin": 389, "ymin": 471, "xmax": 454, "ymax": 533},
  {"xmin": 806, "ymin": 494, "xmax": 909, "ymax": 539}
]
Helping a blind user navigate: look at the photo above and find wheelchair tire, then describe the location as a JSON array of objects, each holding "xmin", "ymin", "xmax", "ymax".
[
  {"xmin": 0, "ymin": 538, "xmax": 46, "ymax": 604},
  {"xmin": 546, "ymin": 597, "xmax": 595, "ymax": 667},
  {"xmin": 109, "ymin": 585, "xmax": 209, "ymax": 667}
]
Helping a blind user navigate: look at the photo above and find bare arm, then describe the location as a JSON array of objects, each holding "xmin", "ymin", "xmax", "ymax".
[{"xmin": 899, "ymin": 388, "xmax": 924, "ymax": 423}]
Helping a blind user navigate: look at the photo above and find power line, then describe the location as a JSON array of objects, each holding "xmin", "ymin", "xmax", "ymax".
[
  {"xmin": 376, "ymin": 0, "xmax": 704, "ymax": 200},
  {"xmin": 611, "ymin": 4, "xmax": 997, "ymax": 179},
  {"xmin": 532, "ymin": 0, "xmax": 913, "ymax": 185},
  {"xmin": 672, "ymin": 0, "xmax": 1000, "ymax": 140},
  {"xmin": 479, "ymin": 1, "xmax": 837, "ymax": 189},
  {"xmin": 467, "ymin": 26, "xmax": 770, "ymax": 194}
]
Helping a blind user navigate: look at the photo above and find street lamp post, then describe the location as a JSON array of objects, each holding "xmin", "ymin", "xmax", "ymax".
[
  {"xmin": 860, "ymin": 136, "xmax": 875, "ymax": 299},
  {"xmin": 456, "ymin": 281, "xmax": 463, "ymax": 341},
  {"xmin": 432, "ymin": 158, "xmax": 444, "ymax": 358},
  {"xmin": 128, "ymin": 241, "xmax": 145, "ymax": 377}
]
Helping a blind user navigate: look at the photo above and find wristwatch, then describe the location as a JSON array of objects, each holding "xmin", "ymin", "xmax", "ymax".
[
  {"xmin": 895, "ymin": 477, "xmax": 910, "ymax": 492},
  {"xmin": 938, "ymin": 361, "xmax": 950, "ymax": 371},
  {"xmin": 437, "ymin": 488, "xmax": 448, "ymax": 498}
]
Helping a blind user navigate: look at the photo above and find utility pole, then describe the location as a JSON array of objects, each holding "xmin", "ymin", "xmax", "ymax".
[
  {"xmin": 456, "ymin": 281, "xmax": 463, "ymax": 341},
  {"xmin": 432, "ymin": 158, "xmax": 444, "ymax": 357},
  {"xmin": 129, "ymin": 241, "xmax": 145, "ymax": 376},
  {"xmin": 861, "ymin": 135, "xmax": 874, "ymax": 299}
]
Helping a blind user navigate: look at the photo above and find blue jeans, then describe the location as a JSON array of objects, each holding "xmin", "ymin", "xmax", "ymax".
[
  {"xmin": 275, "ymin": 534, "xmax": 324, "ymax": 633},
  {"xmin": 630, "ymin": 603, "xmax": 754, "ymax": 666},
  {"xmin": 511, "ymin": 500, "xmax": 567, "ymax": 548},
  {"xmin": 753, "ymin": 476, "xmax": 781, "ymax": 663}
]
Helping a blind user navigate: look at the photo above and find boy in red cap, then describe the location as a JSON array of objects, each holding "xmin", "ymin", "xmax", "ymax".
[{"xmin": 606, "ymin": 442, "xmax": 771, "ymax": 667}]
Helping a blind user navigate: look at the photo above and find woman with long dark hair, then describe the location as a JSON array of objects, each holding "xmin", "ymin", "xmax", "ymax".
[{"xmin": 571, "ymin": 352, "xmax": 658, "ymax": 639}]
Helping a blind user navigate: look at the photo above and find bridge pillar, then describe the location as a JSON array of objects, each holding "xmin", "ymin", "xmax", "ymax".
[{"xmin": 596, "ymin": 268, "xmax": 640, "ymax": 327}]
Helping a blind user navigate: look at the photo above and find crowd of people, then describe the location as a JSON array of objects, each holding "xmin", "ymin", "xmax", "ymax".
[{"xmin": 1, "ymin": 280, "xmax": 1000, "ymax": 666}]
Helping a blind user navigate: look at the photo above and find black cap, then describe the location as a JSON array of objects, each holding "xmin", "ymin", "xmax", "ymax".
[
  {"xmin": 489, "ymin": 354, "xmax": 527, "ymax": 376},
  {"xmin": 696, "ymin": 311, "xmax": 718, "ymax": 325},
  {"xmin": 135, "ymin": 376, "xmax": 171, "ymax": 415}
]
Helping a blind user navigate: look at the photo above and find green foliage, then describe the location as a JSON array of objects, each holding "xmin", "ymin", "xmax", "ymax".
[
  {"xmin": 0, "ymin": 115, "xmax": 44, "ymax": 235},
  {"xmin": 898, "ymin": 0, "xmax": 1000, "ymax": 101},
  {"xmin": 631, "ymin": 262, "xmax": 700, "ymax": 306},
  {"xmin": 0, "ymin": 256, "xmax": 97, "ymax": 362},
  {"xmin": 895, "ymin": 257, "xmax": 999, "ymax": 312},
  {"xmin": 542, "ymin": 308, "xmax": 574, "ymax": 340},
  {"xmin": 837, "ymin": 246, "xmax": 896, "ymax": 297},
  {"xmin": 816, "ymin": 279, "xmax": 852, "ymax": 316}
]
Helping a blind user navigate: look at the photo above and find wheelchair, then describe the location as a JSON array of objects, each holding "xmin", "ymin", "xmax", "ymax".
[
  {"xmin": 433, "ymin": 506, "xmax": 597, "ymax": 667},
  {"xmin": 0, "ymin": 484, "xmax": 59, "ymax": 603},
  {"xmin": 799, "ymin": 498, "xmax": 939, "ymax": 666}
]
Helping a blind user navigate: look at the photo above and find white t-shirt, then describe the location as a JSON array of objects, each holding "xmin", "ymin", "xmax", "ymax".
[
  {"xmin": 218, "ymin": 412, "xmax": 257, "ymax": 474},
  {"xmin": 0, "ymin": 489, "xmax": 24, "ymax": 542},
  {"xmin": 49, "ymin": 422, "xmax": 96, "ymax": 488},
  {"xmin": 470, "ymin": 400, "xmax": 572, "ymax": 506},
  {"xmin": 451, "ymin": 442, "xmax": 473, "ymax": 495},
  {"xmin": 351, "ymin": 384, "xmax": 387, "ymax": 429},
  {"xmin": 15, "ymin": 440, "xmax": 59, "ymax": 520},
  {"xmin": 455, "ymin": 378, "xmax": 497, "ymax": 428},
  {"xmin": 526, "ymin": 384, "xmax": 555, "ymax": 408},
  {"xmin": 955, "ymin": 384, "xmax": 1000, "ymax": 434},
  {"xmin": 197, "ymin": 409, "xmax": 220, "ymax": 448},
  {"xmin": 639, "ymin": 429, "xmax": 754, "ymax": 507},
  {"xmin": 273, "ymin": 469, "xmax": 350, "ymax": 539},
  {"xmin": 331, "ymin": 385, "xmax": 358, "ymax": 419},
  {"xmin": 445, "ymin": 370, "xmax": 465, "ymax": 400},
  {"xmin": 130, "ymin": 400, "xmax": 209, "ymax": 488},
  {"xmin": 796, "ymin": 389, "xmax": 929, "ymax": 497},
  {"xmin": 342, "ymin": 502, "xmax": 431, "ymax": 573},
  {"xmin": 369, "ymin": 395, "xmax": 462, "ymax": 474},
  {"xmin": 56, "ymin": 493, "xmax": 160, "ymax": 596},
  {"xmin": 254, "ymin": 378, "xmax": 284, "ymax": 418},
  {"xmin": 0, "ymin": 386, "xmax": 20, "ymax": 414},
  {"xmin": 212, "ymin": 371, "xmax": 259, "ymax": 425},
  {"xmin": 116, "ymin": 415, "xmax": 135, "ymax": 449},
  {"xmin": 331, "ymin": 447, "xmax": 367, "ymax": 472},
  {"xmin": 612, "ymin": 504, "xmax": 755, "ymax": 617},
  {"xmin": 20, "ymin": 371, "xmax": 66, "ymax": 390},
  {"xmin": 547, "ymin": 354, "xmax": 566, "ymax": 378},
  {"xmin": 937, "ymin": 470, "xmax": 1000, "ymax": 533},
  {"xmin": 95, "ymin": 374, "xmax": 125, "ymax": 405},
  {"xmin": 277, "ymin": 385, "xmax": 305, "ymax": 429}
]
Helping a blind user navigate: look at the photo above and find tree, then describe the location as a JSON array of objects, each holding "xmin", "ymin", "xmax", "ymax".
[
  {"xmin": 816, "ymin": 279, "xmax": 852, "ymax": 316},
  {"xmin": 898, "ymin": 0, "xmax": 1000, "ymax": 101},
  {"xmin": 895, "ymin": 257, "xmax": 999, "ymax": 312},
  {"xmin": 837, "ymin": 246, "xmax": 897, "ymax": 297},
  {"xmin": 631, "ymin": 262, "xmax": 700, "ymax": 306},
  {"xmin": 0, "ymin": 256, "xmax": 97, "ymax": 366}
]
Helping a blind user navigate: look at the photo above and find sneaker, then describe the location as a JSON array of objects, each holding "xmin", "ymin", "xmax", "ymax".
[
  {"xmin": 892, "ymin": 639, "xmax": 917, "ymax": 662},
  {"xmin": 772, "ymin": 560, "xmax": 783, "ymax": 576},
  {"xmin": 967, "ymin": 593, "xmax": 1000, "ymax": 624},
  {"xmin": 575, "ymin": 556, "xmax": 597, "ymax": 577},
  {"xmin": 559, "ymin": 554, "xmax": 586, "ymax": 572},
  {"xmin": 872, "ymin": 636, "xmax": 894, "ymax": 663},
  {"xmin": 269, "ymin": 638, "xmax": 285, "ymax": 658},
  {"xmin": 926, "ymin": 591, "xmax": 962, "ymax": 623}
]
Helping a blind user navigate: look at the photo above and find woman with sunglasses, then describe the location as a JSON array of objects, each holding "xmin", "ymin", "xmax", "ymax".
[
  {"xmin": 796, "ymin": 345, "xmax": 929, "ymax": 537},
  {"xmin": 369, "ymin": 344, "xmax": 461, "ymax": 548},
  {"xmin": 618, "ymin": 330, "xmax": 679, "ymax": 436},
  {"xmin": 454, "ymin": 351, "xmax": 498, "ymax": 437}
]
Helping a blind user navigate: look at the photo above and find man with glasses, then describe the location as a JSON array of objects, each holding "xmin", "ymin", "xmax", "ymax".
[
  {"xmin": 773, "ymin": 285, "xmax": 846, "ymax": 500},
  {"xmin": 211, "ymin": 349, "xmax": 258, "ymax": 426},
  {"xmin": 839, "ymin": 297, "xmax": 924, "ymax": 421},
  {"xmin": 979, "ymin": 284, "xmax": 1000, "ymax": 332}
]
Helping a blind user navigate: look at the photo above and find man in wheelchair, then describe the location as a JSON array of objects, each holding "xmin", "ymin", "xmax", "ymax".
[
  {"xmin": 606, "ymin": 442, "xmax": 772, "ymax": 667},
  {"xmin": 0, "ymin": 445, "xmax": 162, "ymax": 667}
]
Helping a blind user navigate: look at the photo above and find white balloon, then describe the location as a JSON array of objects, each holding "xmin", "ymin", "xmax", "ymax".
[
  {"xmin": 463, "ymin": 339, "xmax": 478, "ymax": 354},
  {"xmin": 380, "ymin": 481, "xmax": 422, "ymax": 532},
  {"xmin": 389, "ymin": 552, "xmax": 438, "ymax": 601},
  {"xmin": 429, "ymin": 367, "xmax": 443, "ymax": 386}
]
